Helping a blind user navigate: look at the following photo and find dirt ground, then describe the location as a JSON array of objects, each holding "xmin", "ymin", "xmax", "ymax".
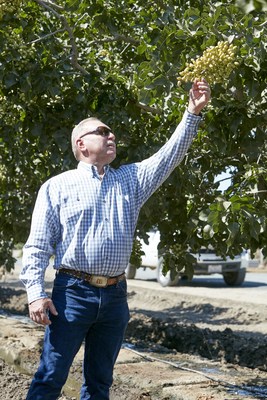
[{"xmin": 1, "ymin": 264, "xmax": 267, "ymax": 400}]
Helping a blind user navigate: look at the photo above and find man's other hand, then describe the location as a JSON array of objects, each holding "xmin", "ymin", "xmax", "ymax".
[{"xmin": 29, "ymin": 297, "xmax": 58, "ymax": 326}]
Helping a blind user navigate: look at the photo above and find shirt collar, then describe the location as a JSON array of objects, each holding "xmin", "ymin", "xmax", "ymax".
[{"xmin": 78, "ymin": 161, "xmax": 110, "ymax": 177}]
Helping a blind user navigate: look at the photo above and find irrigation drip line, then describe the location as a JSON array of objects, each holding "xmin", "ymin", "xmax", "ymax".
[{"xmin": 124, "ymin": 345, "xmax": 264, "ymax": 398}]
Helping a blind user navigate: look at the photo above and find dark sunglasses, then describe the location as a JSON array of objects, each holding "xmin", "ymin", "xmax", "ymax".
[{"xmin": 79, "ymin": 126, "xmax": 112, "ymax": 139}]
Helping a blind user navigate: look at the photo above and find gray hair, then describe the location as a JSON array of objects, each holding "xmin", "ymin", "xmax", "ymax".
[{"xmin": 71, "ymin": 117, "xmax": 99, "ymax": 160}]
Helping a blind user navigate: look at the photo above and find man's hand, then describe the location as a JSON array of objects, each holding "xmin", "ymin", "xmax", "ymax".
[
  {"xmin": 29, "ymin": 297, "xmax": 58, "ymax": 326},
  {"xmin": 188, "ymin": 79, "xmax": 211, "ymax": 115}
]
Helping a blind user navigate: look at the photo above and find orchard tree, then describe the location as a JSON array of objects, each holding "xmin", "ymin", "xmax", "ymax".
[{"xmin": 0, "ymin": 0, "xmax": 266, "ymax": 276}]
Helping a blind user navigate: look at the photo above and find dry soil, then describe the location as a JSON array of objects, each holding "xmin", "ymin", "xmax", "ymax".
[{"xmin": 0, "ymin": 264, "xmax": 267, "ymax": 400}]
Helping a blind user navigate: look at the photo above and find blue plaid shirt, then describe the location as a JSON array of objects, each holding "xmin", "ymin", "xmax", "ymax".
[{"xmin": 21, "ymin": 111, "xmax": 201, "ymax": 303}]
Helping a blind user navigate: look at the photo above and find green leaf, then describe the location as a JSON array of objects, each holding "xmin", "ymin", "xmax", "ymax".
[{"xmin": 4, "ymin": 72, "xmax": 19, "ymax": 88}]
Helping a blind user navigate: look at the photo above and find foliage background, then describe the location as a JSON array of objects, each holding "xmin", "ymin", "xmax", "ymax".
[{"xmin": 0, "ymin": 0, "xmax": 266, "ymax": 274}]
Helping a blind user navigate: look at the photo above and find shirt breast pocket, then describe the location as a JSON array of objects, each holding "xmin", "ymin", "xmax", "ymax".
[{"xmin": 60, "ymin": 197, "xmax": 92, "ymax": 224}]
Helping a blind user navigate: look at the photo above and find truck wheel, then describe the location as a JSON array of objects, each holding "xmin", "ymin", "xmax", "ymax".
[
  {"xmin": 125, "ymin": 264, "xmax": 137, "ymax": 279},
  {"xmin": 157, "ymin": 258, "xmax": 180, "ymax": 287},
  {"xmin": 223, "ymin": 268, "xmax": 246, "ymax": 286}
]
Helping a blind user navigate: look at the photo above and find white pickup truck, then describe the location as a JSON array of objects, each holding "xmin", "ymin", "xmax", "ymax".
[{"xmin": 126, "ymin": 230, "xmax": 247, "ymax": 287}]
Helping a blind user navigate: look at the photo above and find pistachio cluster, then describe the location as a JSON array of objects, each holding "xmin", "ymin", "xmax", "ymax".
[{"xmin": 177, "ymin": 41, "xmax": 239, "ymax": 85}]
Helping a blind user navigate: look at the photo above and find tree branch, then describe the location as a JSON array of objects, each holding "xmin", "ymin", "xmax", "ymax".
[
  {"xmin": 89, "ymin": 34, "xmax": 139, "ymax": 46},
  {"xmin": 38, "ymin": 0, "xmax": 64, "ymax": 12},
  {"xmin": 33, "ymin": 0, "xmax": 90, "ymax": 76},
  {"xmin": 32, "ymin": 1, "xmax": 161, "ymax": 117},
  {"xmin": 27, "ymin": 28, "xmax": 64, "ymax": 45},
  {"xmin": 136, "ymin": 102, "xmax": 162, "ymax": 115}
]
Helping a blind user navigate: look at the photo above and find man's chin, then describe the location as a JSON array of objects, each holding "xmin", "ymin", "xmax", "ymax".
[{"xmin": 107, "ymin": 153, "xmax": 116, "ymax": 163}]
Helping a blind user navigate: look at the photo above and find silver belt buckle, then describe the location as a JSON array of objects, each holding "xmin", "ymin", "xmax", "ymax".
[{"xmin": 90, "ymin": 275, "xmax": 108, "ymax": 288}]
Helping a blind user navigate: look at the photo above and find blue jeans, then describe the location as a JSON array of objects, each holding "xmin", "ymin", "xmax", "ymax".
[{"xmin": 26, "ymin": 273, "xmax": 130, "ymax": 400}]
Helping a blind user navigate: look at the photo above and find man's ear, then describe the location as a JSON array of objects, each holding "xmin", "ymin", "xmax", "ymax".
[{"xmin": 76, "ymin": 138, "xmax": 87, "ymax": 151}]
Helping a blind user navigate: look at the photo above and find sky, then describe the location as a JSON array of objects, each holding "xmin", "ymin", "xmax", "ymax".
[{"xmin": 215, "ymin": 170, "xmax": 232, "ymax": 192}]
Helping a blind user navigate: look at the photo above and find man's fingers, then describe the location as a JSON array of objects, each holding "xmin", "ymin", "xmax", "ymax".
[
  {"xmin": 29, "ymin": 298, "xmax": 58, "ymax": 326},
  {"xmin": 48, "ymin": 303, "xmax": 58, "ymax": 316},
  {"xmin": 30, "ymin": 309, "xmax": 51, "ymax": 325}
]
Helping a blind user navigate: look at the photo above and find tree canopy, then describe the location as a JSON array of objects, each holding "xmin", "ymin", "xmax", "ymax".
[{"xmin": 0, "ymin": 0, "xmax": 266, "ymax": 275}]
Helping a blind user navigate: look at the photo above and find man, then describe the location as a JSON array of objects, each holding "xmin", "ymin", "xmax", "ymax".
[{"xmin": 20, "ymin": 79, "xmax": 210, "ymax": 399}]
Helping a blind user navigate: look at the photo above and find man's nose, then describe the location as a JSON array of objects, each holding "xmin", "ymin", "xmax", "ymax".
[{"xmin": 109, "ymin": 131, "xmax": 115, "ymax": 140}]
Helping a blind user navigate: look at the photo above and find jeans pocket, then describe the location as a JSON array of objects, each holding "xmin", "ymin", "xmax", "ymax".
[
  {"xmin": 115, "ymin": 279, "xmax": 128, "ymax": 297},
  {"xmin": 53, "ymin": 273, "xmax": 79, "ymax": 289}
]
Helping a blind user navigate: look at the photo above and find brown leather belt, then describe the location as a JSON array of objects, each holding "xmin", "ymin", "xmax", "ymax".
[{"xmin": 58, "ymin": 268, "xmax": 126, "ymax": 288}]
